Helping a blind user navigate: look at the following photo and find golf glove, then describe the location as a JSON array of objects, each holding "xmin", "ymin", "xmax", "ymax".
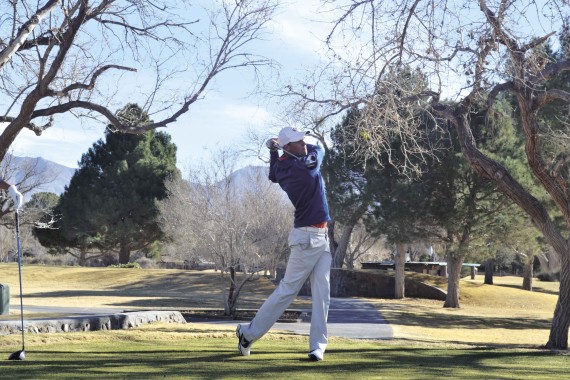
[
  {"xmin": 266, "ymin": 138, "xmax": 279, "ymax": 151},
  {"xmin": 8, "ymin": 185, "xmax": 23, "ymax": 210}
]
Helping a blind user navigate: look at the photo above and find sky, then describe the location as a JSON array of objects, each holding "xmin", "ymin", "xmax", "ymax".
[
  {"xmin": 4, "ymin": 0, "xmax": 330, "ymax": 171},
  {"xmin": 5, "ymin": 1, "xmax": 563, "ymax": 173}
]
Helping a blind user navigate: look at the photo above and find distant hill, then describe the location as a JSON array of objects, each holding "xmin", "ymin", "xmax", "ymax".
[
  {"xmin": 1, "ymin": 155, "xmax": 76, "ymax": 196},
  {"xmin": 1, "ymin": 159, "xmax": 276, "ymax": 199},
  {"xmin": 229, "ymin": 165, "xmax": 269, "ymax": 189},
  {"xmin": 185, "ymin": 165, "xmax": 269, "ymax": 193},
  {"xmin": 185, "ymin": 164, "xmax": 289, "ymax": 201}
]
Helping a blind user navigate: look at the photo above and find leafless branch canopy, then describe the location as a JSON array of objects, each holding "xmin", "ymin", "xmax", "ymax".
[
  {"xmin": 0, "ymin": 0, "xmax": 278, "ymax": 161},
  {"xmin": 283, "ymin": 0, "xmax": 570, "ymax": 179}
]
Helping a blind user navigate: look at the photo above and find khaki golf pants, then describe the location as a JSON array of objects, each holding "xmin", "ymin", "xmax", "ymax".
[{"xmin": 242, "ymin": 226, "xmax": 331, "ymax": 353}]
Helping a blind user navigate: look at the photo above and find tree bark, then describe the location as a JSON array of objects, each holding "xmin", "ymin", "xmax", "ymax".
[
  {"xmin": 118, "ymin": 242, "xmax": 131, "ymax": 264},
  {"xmin": 547, "ymin": 254, "xmax": 570, "ymax": 349},
  {"xmin": 333, "ymin": 224, "xmax": 355, "ymax": 268},
  {"xmin": 394, "ymin": 243, "xmax": 406, "ymax": 299},
  {"xmin": 437, "ymin": 103, "xmax": 570, "ymax": 346},
  {"xmin": 522, "ymin": 257, "xmax": 533, "ymax": 291},
  {"xmin": 0, "ymin": 0, "xmax": 60, "ymax": 70},
  {"xmin": 225, "ymin": 267, "xmax": 237, "ymax": 317},
  {"xmin": 444, "ymin": 255, "xmax": 464, "ymax": 308},
  {"xmin": 78, "ymin": 248, "xmax": 87, "ymax": 267},
  {"xmin": 332, "ymin": 202, "xmax": 369, "ymax": 268},
  {"xmin": 224, "ymin": 267, "xmax": 251, "ymax": 318},
  {"xmin": 484, "ymin": 259, "xmax": 494, "ymax": 285}
]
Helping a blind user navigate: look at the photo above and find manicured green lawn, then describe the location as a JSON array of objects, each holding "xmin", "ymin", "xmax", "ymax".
[
  {"xmin": 0, "ymin": 264, "xmax": 567, "ymax": 378},
  {"xmin": 1, "ymin": 325, "xmax": 568, "ymax": 379}
]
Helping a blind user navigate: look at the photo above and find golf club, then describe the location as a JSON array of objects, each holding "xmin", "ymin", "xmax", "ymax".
[
  {"xmin": 8, "ymin": 210, "xmax": 25, "ymax": 361},
  {"xmin": 272, "ymin": 141, "xmax": 301, "ymax": 159},
  {"xmin": 271, "ymin": 139, "xmax": 317, "ymax": 168}
]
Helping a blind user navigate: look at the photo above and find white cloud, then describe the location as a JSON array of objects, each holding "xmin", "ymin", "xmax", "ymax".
[
  {"xmin": 2, "ymin": 121, "xmax": 104, "ymax": 168},
  {"xmin": 0, "ymin": 121, "xmax": 104, "ymax": 168},
  {"xmin": 271, "ymin": 0, "xmax": 330, "ymax": 57},
  {"xmin": 220, "ymin": 104, "xmax": 272, "ymax": 125}
]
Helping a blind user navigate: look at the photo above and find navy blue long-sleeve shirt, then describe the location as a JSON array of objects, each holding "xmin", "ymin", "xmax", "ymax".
[{"xmin": 269, "ymin": 143, "xmax": 331, "ymax": 228}]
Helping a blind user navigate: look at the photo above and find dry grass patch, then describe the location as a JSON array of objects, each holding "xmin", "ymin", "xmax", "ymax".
[
  {"xmin": 0, "ymin": 264, "xmax": 311, "ymax": 320},
  {"xmin": 365, "ymin": 274, "xmax": 558, "ymax": 347}
]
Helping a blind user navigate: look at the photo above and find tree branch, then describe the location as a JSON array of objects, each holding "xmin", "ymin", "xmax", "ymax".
[
  {"xmin": 0, "ymin": 0, "xmax": 60, "ymax": 70},
  {"xmin": 48, "ymin": 65, "xmax": 137, "ymax": 96}
]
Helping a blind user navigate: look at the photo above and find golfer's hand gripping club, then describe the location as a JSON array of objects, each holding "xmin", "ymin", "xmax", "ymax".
[
  {"xmin": 266, "ymin": 138, "xmax": 279, "ymax": 151},
  {"xmin": 2, "ymin": 184, "xmax": 23, "ymax": 212},
  {"xmin": 9, "ymin": 185, "xmax": 23, "ymax": 210}
]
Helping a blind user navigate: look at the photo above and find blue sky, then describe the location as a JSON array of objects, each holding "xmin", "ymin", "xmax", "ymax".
[
  {"xmin": 7, "ymin": 1, "xmax": 561, "ymax": 173},
  {"xmin": 5, "ymin": 0, "xmax": 329, "ymax": 170}
]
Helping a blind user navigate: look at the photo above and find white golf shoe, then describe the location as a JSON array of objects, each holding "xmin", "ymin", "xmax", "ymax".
[
  {"xmin": 236, "ymin": 324, "xmax": 252, "ymax": 356},
  {"xmin": 308, "ymin": 348, "xmax": 324, "ymax": 361}
]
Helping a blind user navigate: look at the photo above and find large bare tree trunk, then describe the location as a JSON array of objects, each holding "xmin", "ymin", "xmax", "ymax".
[
  {"xmin": 333, "ymin": 224, "xmax": 355, "ymax": 268},
  {"xmin": 522, "ymin": 257, "xmax": 533, "ymax": 291},
  {"xmin": 444, "ymin": 255, "xmax": 464, "ymax": 308},
  {"xmin": 394, "ymin": 243, "xmax": 406, "ymax": 299},
  {"xmin": 332, "ymin": 202, "xmax": 369, "ymax": 268},
  {"xmin": 484, "ymin": 259, "xmax": 494, "ymax": 285},
  {"xmin": 78, "ymin": 249, "xmax": 88, "ymax": 267},
  {"xmin": 547, "ymin": 255, "xmax": 570, "ymax": 349},
  {"xmin": 118, "ymin": 242, "xmax": 130, "ymax": 264},
  {"xmin": 445, "ymin": 105, "xmax": 570, "ymax": 347}
]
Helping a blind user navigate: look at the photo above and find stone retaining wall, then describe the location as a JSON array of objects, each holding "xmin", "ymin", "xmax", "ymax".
[
  {"xmin": 0, "ymin": 310, "xmax": 186, "ymax": 336},
  {"xmin": 301, "ymin": 269, "xmax": 447, "ymax": 300}
]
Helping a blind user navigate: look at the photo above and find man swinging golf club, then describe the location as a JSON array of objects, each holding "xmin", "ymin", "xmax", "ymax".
[{"xmin": 236, "ymin": 126, "xmax": 332, "ymax": 361}]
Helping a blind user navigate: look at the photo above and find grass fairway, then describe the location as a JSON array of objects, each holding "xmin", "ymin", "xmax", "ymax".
[
  {"xmin": 0, "ymin": 264, "xmax": 568, "ymax": 378},
  {"xmin": 1, "ymin": 324, "xmax": 569, "ymax": 379}
]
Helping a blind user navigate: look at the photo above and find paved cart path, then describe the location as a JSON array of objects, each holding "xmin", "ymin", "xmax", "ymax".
[
  {"xmin": 195, "ymin": 297, "xmax": 393, "ymax": 340},
  {"xmin": 1, "ymin": 297, "xmax": 392, "ymax": 340}
]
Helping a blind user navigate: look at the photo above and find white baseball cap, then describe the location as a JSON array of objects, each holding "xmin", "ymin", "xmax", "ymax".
[{"xmin": 278, "ymin": 127, "xmax": 309, "ymax": 146}]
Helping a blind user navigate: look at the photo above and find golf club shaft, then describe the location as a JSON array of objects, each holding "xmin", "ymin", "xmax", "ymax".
[
  {"xmin": 273, "ymin": 142, "xmax": 301, "ymax": 159},
  {"xmin": 15, "ymin": 211, "xmax": 24, "ymax": 350}
]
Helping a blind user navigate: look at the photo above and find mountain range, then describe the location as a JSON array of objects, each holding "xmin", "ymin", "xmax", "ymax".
[
  {"xmin": 3, "ymin": 155, "xmax": 272, "ymax": 198},
  {"xmin": 2, "ymin": 155, "xmax": 76, "ymax": 197}
]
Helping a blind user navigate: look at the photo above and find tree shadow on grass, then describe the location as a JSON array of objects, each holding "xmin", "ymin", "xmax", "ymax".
[
  {"xmin": 23, "ymin": 289, "xmax": 221, "ymax": 309},
  {"xmin": 494, "ymin": 283, "xmax": 559, "ymax": 296},
  {"xmin": 1, "ymin": 347, "xmax": 566, "ymax": 380},
  {"xmin": 381, "ymin": 303, "xmax": 552, "ymax": 330},
  {"xmin": 324, "ymin": 346, "xmax": 566, "ymax": 378}
]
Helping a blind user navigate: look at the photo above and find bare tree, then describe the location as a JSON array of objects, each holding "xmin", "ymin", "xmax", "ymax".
[
  {"xmin": 158, "ymin": 148, "xmax": 292, "ymax": 317},
  {"xmin": 284, "ymin": 0, "xmax": 570, "ymax": 349},
  {"xmin": 342, "ymin": 221, "xmax": 380, "ymax": 269},
  {"xmin": 0, "ymin": 0, "xmax": 278, "ymax": 161}
]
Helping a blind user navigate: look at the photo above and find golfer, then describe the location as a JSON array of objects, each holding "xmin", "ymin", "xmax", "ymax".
[{"xmin": 236, "ymin": 126, "xmax": 332, "ymax": 361}]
